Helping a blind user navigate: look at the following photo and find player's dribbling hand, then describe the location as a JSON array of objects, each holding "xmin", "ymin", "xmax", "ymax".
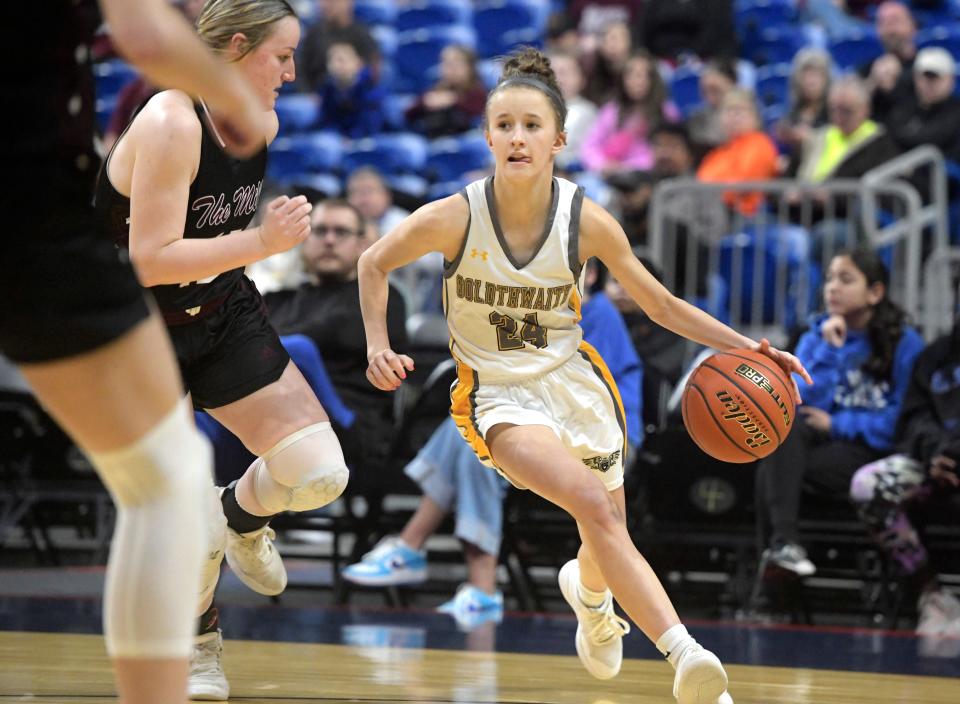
[
  {"xmin": 367, "ymin": 348, "xmax": 416, "ymax": 391},
  {"xmin": 259, "ymin": 195, "xmax": 312, "ymax": 254},
  {"xmin": 754, "ymin": 337, "xmax": 812, "ymax": 404}
]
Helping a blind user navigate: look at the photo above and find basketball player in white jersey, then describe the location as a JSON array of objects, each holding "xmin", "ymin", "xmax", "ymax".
[{"xmin": 358, "ymin": 48, "xmax": 812, "ymax": 704}]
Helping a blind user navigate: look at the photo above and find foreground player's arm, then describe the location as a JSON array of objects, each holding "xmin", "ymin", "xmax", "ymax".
[
  {"xmin": 127, "ymin": 95, "xmax": 310, "ymax": 287},
  {"xmin": 99, "ymin": 0, "xmax": 268, "ymax": 157},
  {"xmin": 359, "ymin": 195, "xmax": 468, "ymax": 390},
  {"xmin": 580, "ymin": 198, "xmax": 812, "ymax": 386}
]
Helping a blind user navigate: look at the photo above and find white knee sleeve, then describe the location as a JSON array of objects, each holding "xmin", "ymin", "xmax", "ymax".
[
  {"xmin": 252, "ymin": 422, "xmax": 349, "ymax": 514},
  {"xmin": 91, "ymin": 399, "xmax": 213, "ymax": 659}
]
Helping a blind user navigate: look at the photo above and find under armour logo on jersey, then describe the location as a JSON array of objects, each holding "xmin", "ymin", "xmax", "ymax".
[{"xmin": 471, "ymin": 248, "xmax": 488, "ymax": 261}]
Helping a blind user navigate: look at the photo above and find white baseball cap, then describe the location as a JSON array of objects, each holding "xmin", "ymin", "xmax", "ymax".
[{"xmin": 914, "ymin": 47, "xmax": 956, "ymax": 77}]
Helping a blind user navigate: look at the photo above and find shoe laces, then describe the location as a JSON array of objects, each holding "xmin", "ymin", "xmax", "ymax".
[
  {"xmin": 583, "ymin": 597, "xmax": 631, "ymax": 645},
  {"xmin": 191, "ymin": 636, "xmax": 223, "ymax": 676},
  {"xmin": 240, "ymin": 527, "xmax": 276, "ymax": 561},
  {"xmin": 362, "ymin": 537, "xmax": 403, "ymax": 562}
]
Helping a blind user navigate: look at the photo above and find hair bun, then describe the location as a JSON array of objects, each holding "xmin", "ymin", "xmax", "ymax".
[{"xmin": 500, "ymin": 47, "xmax": 559, "ymax": 92}]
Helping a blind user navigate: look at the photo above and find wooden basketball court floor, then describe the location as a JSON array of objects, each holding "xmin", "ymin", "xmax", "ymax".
[{"xmin": 1, "ymin": 579, "xmax": 958, "ymax": 704}]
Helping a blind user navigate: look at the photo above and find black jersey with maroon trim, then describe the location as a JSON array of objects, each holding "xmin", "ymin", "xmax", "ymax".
[
  {"xmin": 5, "ymin": 1, "xmax": 101, "ymax": 213},
  {"xmin": 95, "ymin": 102, "xmax": 267, "ymax": 313}
]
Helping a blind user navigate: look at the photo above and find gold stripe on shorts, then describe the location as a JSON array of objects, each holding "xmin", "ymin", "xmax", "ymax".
[
  {"xmin": 577, "ymin": 340, "xmax": 628, "ymax": 461},
  {"xmin": 450, "ymin": 360, "xmax": 494, "ymax": 465}
]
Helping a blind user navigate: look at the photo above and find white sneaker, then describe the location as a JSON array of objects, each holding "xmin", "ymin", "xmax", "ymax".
[
  {"xmin": 225, "ymin": 525, "xmax": 287, "ymax": 596},
  {"xmin": 188, "ymin": 630, "xmax": 229, "ymax": 701},
  {"xmin": 558, "ymin": 559, "xmax": 630, "ymax": 679},
  {"xmin": 673, "ymin": 644, "xmax": 730, "ymax": 704},
  {"xmin": 917, "ymin": 589, "xmax": 960, "ymax": 636}
]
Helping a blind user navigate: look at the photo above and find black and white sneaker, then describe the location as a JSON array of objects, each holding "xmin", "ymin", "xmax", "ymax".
[{"xmin": 766, "ymin": 542, "xmax": 816, "ymax": 576}]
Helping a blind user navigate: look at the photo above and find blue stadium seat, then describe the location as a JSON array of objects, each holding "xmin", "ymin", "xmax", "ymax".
[
  {"xmin": 745, "ymin": 26, "xmax": 805, "ymax": 66},
  {"xmin": 718, "ymin": 224, "xmax": 818, "ymax": 327},
  {"xmin": 918, "ymin": 26, "xmax": 960, "ymax": 63},
  {"xmin": 96, "ymin": 95, "xmax": 118, "ymax": 133},
  {"xmin": 428, "ymin": 178, "xmax": 470, "ymax": 200},
  {"xmin": 669, "ymin": 65, "xmax": 703, "ymax": 118},
  {"xmin": 478, "ymin": 58, "xmax": 502, "ymax": 89},
  {"xmin": 274, "ymin": 94, "xmax": 320, "ymax": 134},
  {"xmin": 734, "ymin": 0, "xmax": 797, "ymax": 44},
  {"xmin": 283, "ymin": 172, "xmax": 343, "ymax": 197},
  {"xmin": 267, "ymin": 132, "xmax": 344, "ymax": 180},
  {"xmin": 93, "ymin": 59, "xmax": 138, "ymax": 100},
  {"xmin": 354, "ymin": 0, "xmax": 397, "ymax": 26},
  {"xmin": 371, "ymin": 24, "xmax": 399, "ymax": 59},
  {"xmin": 382, "ymin": 92, "xmax": 417, "ymax": 131},
  {"xmin": 426, "ymin": 132, "xmax": 492, "ymax": 182},
  {"xmin": 474, "ymin": 0, "xmax": 548, "ymax": 58},
  {"xmin": 395, "ymin": 0, "xmax": 471, "ymax": 32},
  {"xmin": 828, "ymin": 30, "xmax": 884, "ymax": 71},
  {"xmin": 394, "ymin": 25, "xmax": 476, "ymax": 93},
  {"xmin": 343, "ymin": 132, "xmax": 430, "ymax": 175},
  {"xmin": 754, "ymin": 63, "xmax": 791, "ymax": 110},
  {"xmin": 386, "ymin": 173, "xmax": 430, "ymax": 199}
]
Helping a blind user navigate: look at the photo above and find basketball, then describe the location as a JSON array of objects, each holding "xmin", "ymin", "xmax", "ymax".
[{"xmin": 681, "ymin": 349, "xmax": 796, "ymax": 463}]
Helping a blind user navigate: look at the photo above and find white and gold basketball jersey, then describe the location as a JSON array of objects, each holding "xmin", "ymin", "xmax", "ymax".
[{"xmin": 443, "ymin": 176, "xmax": 587, "ymax": 382}]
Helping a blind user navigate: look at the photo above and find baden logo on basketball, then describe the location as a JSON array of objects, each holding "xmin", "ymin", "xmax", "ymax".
[{"xmin": 715, "ymin": 390, "xmax": 772, "ymax": 449}]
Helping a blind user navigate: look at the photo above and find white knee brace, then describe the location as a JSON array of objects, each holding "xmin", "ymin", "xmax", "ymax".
[
  {"xmin": 91, "ymin": 399, "xmax": 213, "ymax": 659},
  {"xmin": 252, "ymin": 422, "xmax": 349, "ymax": 514}
]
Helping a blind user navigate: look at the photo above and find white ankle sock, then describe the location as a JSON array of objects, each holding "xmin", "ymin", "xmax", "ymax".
[
  {"xmin": 577, "ymin": 581, "xmax": 608, "ymax": 608},
  {"xmin": 655, "ymin": 623, "xmax": 697, "ymax": 669}
]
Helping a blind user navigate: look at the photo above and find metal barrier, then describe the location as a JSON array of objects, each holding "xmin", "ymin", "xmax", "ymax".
[{"xmin": 646, "ymin": 147, "xmax": 954, "ymax": 343}]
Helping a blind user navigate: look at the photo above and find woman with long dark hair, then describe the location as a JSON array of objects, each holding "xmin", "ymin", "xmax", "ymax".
[{"xmin": 755, "ymin": 249, "xmax": 925, "ymax": 577}]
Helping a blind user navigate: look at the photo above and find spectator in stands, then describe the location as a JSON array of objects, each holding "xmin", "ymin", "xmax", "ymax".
[
  {"xmin": 800, "ymin": 0, "xmax": 872, "ymax": 41},
  {"xmin": 786, "ymin": 75, "xmax": 899, "ymax": 223},
  {"xmin": 299, "ymin": 0, "xmax": 379, "ymax": 92},
  {"xmin": 347, "ymin": 167, "xmax": 409, "ymax": 237},
  {"xmin": 755, "ymin": 249, "xmax": 924, "ymax": 577},
  {"xmin": 860, "ymin": 1, "xmax": 917, "ymax": 124},
  {"xmin": 640, "ymin": 0, "xmax": 737, "ymax": 63},
  {"xmin": 850, "ymin": 318, "xmax": 960, "ymax": 636},
  {"xmin": 264, "ymin": 199, "xmax": 408, "ymax": 487},
  {"xmin": 687, "ymin": 59, "xmax": 738, "ymax": 152},
  {"xmin": 614, "ymin": 123, "xmax": 727, "ymax": 254},
  {"xmin": 549, "ymin": 50, "xmax": 599, "ymax": 173},
  {"xmin": 346, "ymin": 167, "xmax": 440, "ymax": 314},
  {"xmin": 341, "ymin": 261, "xmax": 643, "ymax": 630},
  {"xmin": 581, "ymin": 18, "xmax": 634, "ymax": 106},
  {"xmin": 774, "ymin": 48, "xmax": 833, "ymax": 164},
  {"xmin": 887, "ymin": 47, "xmax": 960, "ymax": 163},
  {"xmin": 316, "ymin": 40, "xmax": 384, "ymax": 138},
  {"xmin": 580, "ymin": 50, "xmax": 679, "ymax": 176},
  {"xmin": 405, "ymin": 45, "xmax": 487, "ymax": 139},
  {"xmin": 696, "ymin": 88, "xmax": 779, "ymax": 216}
]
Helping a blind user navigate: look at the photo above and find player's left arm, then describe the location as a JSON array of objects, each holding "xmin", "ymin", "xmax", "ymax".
[{"xmin": 579, "ymin": 197, "xmax": 812, "ymax": 388}]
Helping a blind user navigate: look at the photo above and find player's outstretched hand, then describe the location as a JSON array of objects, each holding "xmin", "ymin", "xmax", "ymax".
[
  {"xmin": 259, "ymin": 195, "xmax": 312, "ymax": 254},
  {"xmin": 754, "ymin": 337, "xmax": 812, "ymax": 404},
  {"xmin": 367, "ymin": 348, "xmax": 415, "ymax": 391}
]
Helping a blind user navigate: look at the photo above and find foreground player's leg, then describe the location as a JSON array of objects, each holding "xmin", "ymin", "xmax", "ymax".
[
  {"xmin": 22, "ymin": 316, "xmax": 211, "ymax": 704},
  {"xmin": 487, "ymin": 423, "xmax": 732, "ymax": 704}
]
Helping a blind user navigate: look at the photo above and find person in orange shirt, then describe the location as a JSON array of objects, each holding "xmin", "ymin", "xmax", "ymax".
[{"xmin": 696, "ymin": 88, "xmax": 778, "ymax": 216}]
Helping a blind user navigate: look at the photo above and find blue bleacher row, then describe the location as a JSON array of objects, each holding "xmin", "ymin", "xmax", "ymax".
[{"xmin": 92, "ymin": 0, "xmax": 960, "ymax": 204}]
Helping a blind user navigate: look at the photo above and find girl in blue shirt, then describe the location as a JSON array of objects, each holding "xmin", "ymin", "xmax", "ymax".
[{"xmin": 756, "ymin": 248, "xmax": 925, "ymax": 577}]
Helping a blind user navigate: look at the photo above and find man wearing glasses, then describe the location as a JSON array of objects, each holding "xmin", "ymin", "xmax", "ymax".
[{"xmin": 264, "ymin": 199, "xmax": 409, "ymax": 492}]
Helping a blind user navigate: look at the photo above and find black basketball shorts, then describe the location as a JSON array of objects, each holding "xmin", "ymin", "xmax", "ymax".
[
  {"xmin": 0, "ymin": 212, "xmax": 151, "ymax": 364},
  {"xmin": 167, "ymin": 277, "xmax": 290, "ymax": 410}
]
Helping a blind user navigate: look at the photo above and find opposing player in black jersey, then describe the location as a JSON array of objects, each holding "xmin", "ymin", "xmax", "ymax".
[
  {"xmin": 0, "ymin": 1, "xmax": 270, "ymax": 702},
  {"xmin": 94, "ymin": 1, "xmax": 350, "ymax": 698}
]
